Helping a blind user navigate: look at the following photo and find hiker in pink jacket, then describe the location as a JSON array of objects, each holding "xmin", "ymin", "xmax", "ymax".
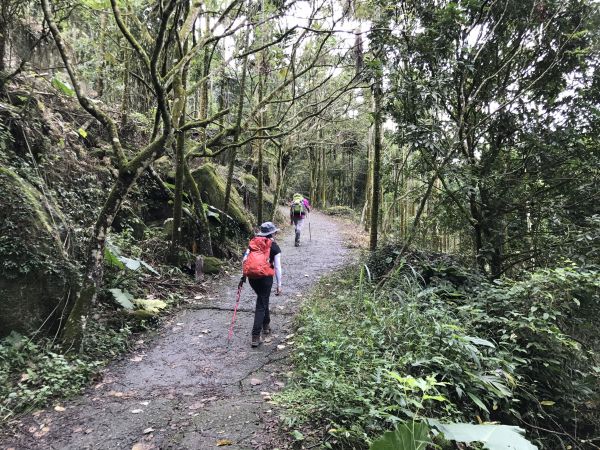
[{"xmin": 289, "ymin": 193, "xmax": 311, "ymax": 247}]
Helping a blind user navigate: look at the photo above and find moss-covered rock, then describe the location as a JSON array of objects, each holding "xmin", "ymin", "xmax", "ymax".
[
  {"xmin": 152, "ymin": 155, "xmax": 175, "ymax": 182},
  {"xmin": 0, "ymin": 168, "xmax": 77, "ymax": 337},
  {"xmin": 163, "ymin": 217, "xmax": 174, "ymax": 237},
  {"xmin": 236, "ymin": 171, "xmax": 275, "ymax": 218},
  {"xmin": 191, "ymin": 163, "xmax": 254, "ymax": 233},
  {"xmin": 201, "ymin": 256, "xmax": 223, "ymax": 274}
]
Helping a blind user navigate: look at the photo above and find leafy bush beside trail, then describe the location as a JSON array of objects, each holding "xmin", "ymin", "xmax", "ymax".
[
  {"xmin": 278, "ymin": 252, "xmax": 600, "ymax": 449},
  {"xmin": 0, "ymin": 322, "xmax": 131, "ymax": 422}
]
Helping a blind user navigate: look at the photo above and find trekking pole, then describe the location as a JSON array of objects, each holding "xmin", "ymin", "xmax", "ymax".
[
  {"xmin": 308, "ymin": 212, "xmax": 312, "ymax": 241},
  {"xmin": 227, "ymin": 282, "xmax": 243, "ymax": 345}
]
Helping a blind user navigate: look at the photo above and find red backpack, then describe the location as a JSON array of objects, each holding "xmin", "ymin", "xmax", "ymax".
[{"xmin": 243, "ymin": 237, "xmax": 275, "ymax": 278}]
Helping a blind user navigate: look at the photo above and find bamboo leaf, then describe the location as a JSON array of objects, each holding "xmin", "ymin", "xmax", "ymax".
[{"xmin": 51, "ymin": 77, "xmax": 75, "ymax": 97}]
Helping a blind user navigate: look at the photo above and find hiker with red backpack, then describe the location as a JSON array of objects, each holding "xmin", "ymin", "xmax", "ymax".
[
  {"xmin": 290, "ymin": 193, "xmax": 311, "ymax": 247},
  {"xmin": 239, "ymin": 222, "xmax": 282, "ymax": 348}
]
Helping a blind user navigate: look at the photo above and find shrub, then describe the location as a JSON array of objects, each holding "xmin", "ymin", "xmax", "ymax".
[
  {"xmin": 0, "ymin": 322, "xmax": 131, "ymax": 422},
  {"xmin": 278, "ymin": 260, "xmax": 599, "ymax": 449}
]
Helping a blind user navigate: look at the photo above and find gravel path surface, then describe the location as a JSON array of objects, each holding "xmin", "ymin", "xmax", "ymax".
[{"xmin": 1, "ymin": 211, "xmax": 357, "ymax": 450}]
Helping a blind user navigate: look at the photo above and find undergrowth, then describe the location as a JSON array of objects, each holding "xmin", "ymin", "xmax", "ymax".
[
  {"xmin": 277, "ymin": 249, "xmax": 600, "ymax": 449},
  {"xmin": 0, "ymin": 321, "xmax": 131, "ymax": 423},
  {"xmin": 0, "ymin": 227, "xmax": 191, "ymax": 424}
]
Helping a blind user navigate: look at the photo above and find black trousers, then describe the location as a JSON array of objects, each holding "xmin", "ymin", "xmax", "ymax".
[{"xmin": 249, "ymin": 276, "xmax": 273, "ymax": 336}]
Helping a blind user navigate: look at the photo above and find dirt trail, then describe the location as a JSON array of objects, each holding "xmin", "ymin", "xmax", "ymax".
[{"xmin": 1, "ymin": 212, "xmax": 356, "ymax": 450}]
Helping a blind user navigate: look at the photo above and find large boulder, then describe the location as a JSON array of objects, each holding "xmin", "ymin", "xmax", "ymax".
[
  {"xmin": 235, "ymin": 171, "xmax": 275, "ymax": 219},
  {"xmin": 200, "ymin": 256, "xmax": 223, "ymax": 274},
  {"xmin": 191, "ymin": 163, "xmax": 254, "ymax": 234},
  {"xmin": 0, "ymin": 168, "xmax": 77, "ymax": 337}
]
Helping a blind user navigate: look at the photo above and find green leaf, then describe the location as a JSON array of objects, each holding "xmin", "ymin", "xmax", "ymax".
[
  {"xmin": 428, "ymin": 420, "xmax": 538, "ymax": 450},
  {"xmin": 104, "ymin": 247, "xmax": 125, "ymax": 270},
  {"xmin": 140, "ymin": 260, "xmax": 160, "ymax": 275},
  {"xmin": 109, "ymin": 288, "xmax": 135, "ymax": 310},
  {"xmin": 78, "ymin": 128, "xmax": 88, "ymax": 138},
  {"xmin": 467, "ymin": 392, "xmax": 489, "ymax": 413},
  {"xmin": 464, "ymin": 336, "xmax": 496, "ymax": 348},
  {"xmin": 291, "ymin": 430, "xmax": 304, "ymax": 441},
  {"xmin": 118, "ymin": 256, "xmax": 141, "ymax": 271},
  {"xmin": 51, "ymin": 77, "xmax": 75, "ymax": 97},
  {"xmin": 422, "ymin": 394, "xmax": 448, "ymax": 402},
  {"xmin": 370, "ymin": 422, "xmax": 431, "ymax": 450},
  {"xmin": 133, "ymin": 299, "xmax": 167, "ymax": 314}
]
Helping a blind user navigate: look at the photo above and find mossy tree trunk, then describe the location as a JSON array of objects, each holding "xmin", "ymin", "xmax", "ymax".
[
  {"xmin": 309, "ymin": 145, "xmax": 317, "ymax": 206},
  {"xmin": 320, "ymin": 145, "xmax": 326, "ymax": 207},
  {"xmin": 361, "ymin": 131, "xmax": 372, "ymax": 232},
  {"xmin": 256, "ymin": 50, "xmax": 266, "ymax": 225},
  {"xmin": 184, "ymin": 159, "xmax": 213, "ymax": 256},
  {"xmin": 221, "ymin": 30, "xmax": 250, "ymax": 242},
  {"xmin": 369, "ymin": 72, "xmax": 382, "ymax": 251},
  {"xmin": 169, "ymin": 69, "xmax": 187, "ymax": 263},
  {"xmin": 169, "ymin": 20, "xmax": 190, "ymax": 264},
  {"xmin": 271, "ymin": 142, "xmax": 283, "ymax": 220}
]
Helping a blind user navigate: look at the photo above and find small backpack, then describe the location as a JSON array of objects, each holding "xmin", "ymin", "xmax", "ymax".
[
  {"xmin": 291, "ymin": 196, "xmax": 305, "ymax": 217},
  {"xmin": 243, "ymin": 237, "xmax": 275, "ymax": 278}
]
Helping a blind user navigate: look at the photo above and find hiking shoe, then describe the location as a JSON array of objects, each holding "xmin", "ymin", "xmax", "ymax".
[
  {"xmin": 262, "ymin": 324, "xmax": 271, "ymax": 336},
  {"xmin": 251, "ymin": 335, "xmax": 262, "ymax": 347},
  {"xmin": 294, "ymin": 241, "xmax": 300, "ymax": 247}
]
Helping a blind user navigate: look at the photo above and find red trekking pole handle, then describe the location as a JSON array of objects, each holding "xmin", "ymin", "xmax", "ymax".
[{"xmin": 227, "ymin": 283, "xmax": 243, "ymax": 343}]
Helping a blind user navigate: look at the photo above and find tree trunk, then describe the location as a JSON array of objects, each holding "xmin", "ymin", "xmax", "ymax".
[
  {"xmin": 469, "ymin": 192, "xmax": 485, "ymax": 274},
  {"xmin": 62, "ymin": 138, "xmax": 168, "ymax": 348},
  {"xmin": 221, "ymin": 30, "xmax": 250, "ymax": 241},
  {"xmin": 271, "ymin": 144, "xmax": 283, "ymax": 220},
  {"xmin": 120, "ymin": 47, "xmax": 130, "ymax": 126},
  {"xmin": 362, "ymin": 128, "xmax": 372, "ymax": 231},
  {"xmin": 184, "ymin": 159, "xmax": 213, "ymax": 256},
  {"xmin": 96, "ymin": 14, "xmax": 108, "ymax": 99},
  {"xmin": 256, "ymin": 51, "xmax": 266, "ymax": 224},
  {"xmin": 169, "ymin": 31, "xmax": 190, "ymax": 263},
  {"xmin": 0, "ymin": 4, "xmax": 8, "ymax": 77},
  {"xmin": 198, "ymin": 14, "xmax": 210, "ymax": 142},
  {"xmin": 369, "ymin": 74, "xmax": 382, "ymax": 251},
  {"xmin": 169, "ymin": 105, "xmax": 186, "ymax": 262},
  {"xmin": 350, "ymin": 153, "xmax": 354, "ymax": 209},
  {"xmin": 309, "ymin": 146, "xmax": 317, "ymax": 205}
]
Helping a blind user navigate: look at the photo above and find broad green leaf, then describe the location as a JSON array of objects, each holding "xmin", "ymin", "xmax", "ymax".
[
  {"xmin": 133, "ymin": 299, "xmax": 167, "ymax": 314},
  {"xmin": 78, "ymin": 128, "xmax": 88, "ymax": 138},
  {"xmin": 104, "ymin": 247, "xmax": 125, "ymax": 269},
  {"xmin": 109, "ymin": 288, "xmax": 135, "ymax": 310},
  {"xmin": 428, "ymin": 420, "xmax": 537, "ymax": 450},
  {"xmin": 370, "ymin": 422, "xmax": 431, "ymax": 450},
  {"xmin": 118, "ymin": 256, "xmax": 141, "ymax": 271},
  {"xmin": 51, "ymin": 77, "xmax": 75, "ymax": 97}
]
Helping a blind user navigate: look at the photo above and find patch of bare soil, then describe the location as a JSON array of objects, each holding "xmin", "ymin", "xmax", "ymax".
[{"xmin": 0, "ymin": 211, "xmax": 358, "ymax": 450}]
